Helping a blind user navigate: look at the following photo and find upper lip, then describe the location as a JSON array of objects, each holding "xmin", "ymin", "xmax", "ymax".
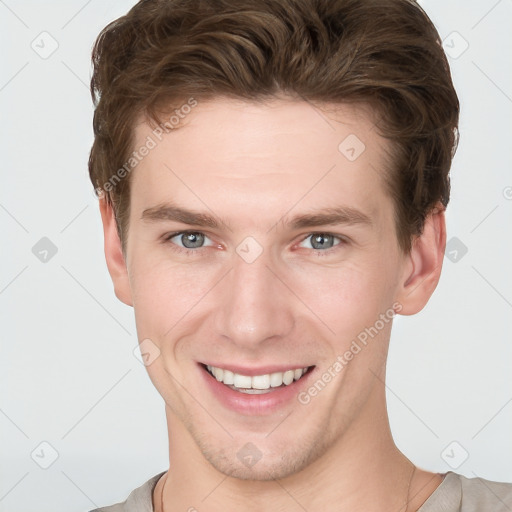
[{"xmin": 200, "ymin": 362, "xmax": 313, "ymax": 376}]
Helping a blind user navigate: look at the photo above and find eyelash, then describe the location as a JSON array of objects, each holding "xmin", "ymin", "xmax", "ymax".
[{"xmin": 162, "ymin": 231, "xmax": 346, "ymax": 257}]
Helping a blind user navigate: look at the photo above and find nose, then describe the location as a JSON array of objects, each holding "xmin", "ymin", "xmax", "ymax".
[{"xmin": 213, "ymin": 247, "xmax": 295, "ymax": 349}]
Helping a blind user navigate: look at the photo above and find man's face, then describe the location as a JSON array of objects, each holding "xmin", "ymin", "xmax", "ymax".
[{"xmin": 120, "ymin": 98, "xmax": 411, "ymax": 479}]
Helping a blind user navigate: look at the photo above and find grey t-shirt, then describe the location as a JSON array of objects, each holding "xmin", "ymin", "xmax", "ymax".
[{"xmin": 90, "ymin": 471, "xmax": 512, "ymax": 511}]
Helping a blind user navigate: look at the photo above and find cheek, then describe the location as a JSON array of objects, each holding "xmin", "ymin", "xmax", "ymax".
[
  {"xmin": 128, "ymin": 252, "xmax": 218, "ymax": 337},
  {"xmin": 292, "ymin": 260, "xmax": 391, "ymax": 336}
]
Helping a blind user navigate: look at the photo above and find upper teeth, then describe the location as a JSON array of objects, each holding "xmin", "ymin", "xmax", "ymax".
[{"xmin": 206, "ymin": 365, "xmax": 309, "ymax": 390}]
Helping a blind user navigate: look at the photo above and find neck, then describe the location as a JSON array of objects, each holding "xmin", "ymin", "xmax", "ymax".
[{"xmin": 157, "ymin": 379, "xmax": 436, "ymax": 512}]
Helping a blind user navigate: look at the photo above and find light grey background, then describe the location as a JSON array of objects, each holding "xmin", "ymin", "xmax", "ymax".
[{"xmin": 1, "ymin": 1, "xmax": 511, "ymax": 511}]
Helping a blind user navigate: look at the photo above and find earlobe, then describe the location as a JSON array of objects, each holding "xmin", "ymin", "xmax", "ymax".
[
  {"xmin": 98, "ymin": 197, "xmax": 133, "ymax": 306},
  {"xmin": 396, "ymin": 206, "xmax": 446, "ymax": 316}
]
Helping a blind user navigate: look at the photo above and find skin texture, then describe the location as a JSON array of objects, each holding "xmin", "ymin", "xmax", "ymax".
[{"xmin": 100, "ymin": 97, "xmax": 446, "ymax": 511}]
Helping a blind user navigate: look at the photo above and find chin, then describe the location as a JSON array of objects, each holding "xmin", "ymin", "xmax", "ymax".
[{"xmin": 196, "ymin": 430, "xmax": 334, "ymax": 482}]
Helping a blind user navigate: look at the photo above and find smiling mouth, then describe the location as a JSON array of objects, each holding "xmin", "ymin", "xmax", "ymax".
[{"xmin": 201, "ymin": 363, "xmax": 314, "ymax": 394}]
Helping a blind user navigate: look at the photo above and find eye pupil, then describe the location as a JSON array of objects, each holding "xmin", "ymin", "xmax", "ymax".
[
  {"xmin": 173, "ymin": 233, "xmax": 338, "ymax": 252},
  {"xmin": 311, "ymin": 234, "xmax": 334, "ymax": 250},
  {"xmin": 182, "ymin": 232, "xmax": 204, "ymax": 248}
]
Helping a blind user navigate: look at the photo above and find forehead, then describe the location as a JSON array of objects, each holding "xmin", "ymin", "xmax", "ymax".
[{"xmin": 130, "ymin": 97, "xmax": 392, "ymax": 227}]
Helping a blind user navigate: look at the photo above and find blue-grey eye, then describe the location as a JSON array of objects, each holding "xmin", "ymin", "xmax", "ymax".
[
  {"xmin": 302, "ymin": 233, "xmax": 340, "ymax": 250},
  {"xmin": 180, "ymin": 232, "xmax": 205, "ymax": 248}
]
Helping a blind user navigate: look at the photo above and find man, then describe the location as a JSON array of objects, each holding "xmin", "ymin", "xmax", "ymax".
[{"xmin": 88, "ymin": 0, "xmax": 512, "ymax": 510}]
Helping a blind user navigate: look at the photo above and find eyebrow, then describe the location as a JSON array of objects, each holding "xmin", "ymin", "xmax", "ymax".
[{"xmin": 141, "ymin": 202, "xmax": 372, "ymax": 230}]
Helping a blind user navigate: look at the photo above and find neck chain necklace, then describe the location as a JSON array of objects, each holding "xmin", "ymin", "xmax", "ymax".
[
  {"xmin": 159, "ymin": 472, "xmax": 167, "ymax": 512},
  {"xmin": 404, "ymin": 463, "xmax": 417, "ymax": 512},
  {"xmin": 159, "ymin": 463, "xmax": 417, "ymax": 512}
]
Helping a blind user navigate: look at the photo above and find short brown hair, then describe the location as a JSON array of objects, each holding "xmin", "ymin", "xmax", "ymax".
[{"xmin": 89, "ymin": 0, "xmax": 459, "ymax": 253}]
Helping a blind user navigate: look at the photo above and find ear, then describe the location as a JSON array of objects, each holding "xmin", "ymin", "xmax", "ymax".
[
  {"xmin": 98, "ymin": 197, "xmax": 133, "ymax": 307},
  {"xmin": 395, "ymin": 206, "xmax": 446, "ymax": 315}
]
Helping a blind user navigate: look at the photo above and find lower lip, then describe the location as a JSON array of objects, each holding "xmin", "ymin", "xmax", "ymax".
[{"xmin": 198, "ymin": 364, "xmax": 315, "ymax": 415}]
